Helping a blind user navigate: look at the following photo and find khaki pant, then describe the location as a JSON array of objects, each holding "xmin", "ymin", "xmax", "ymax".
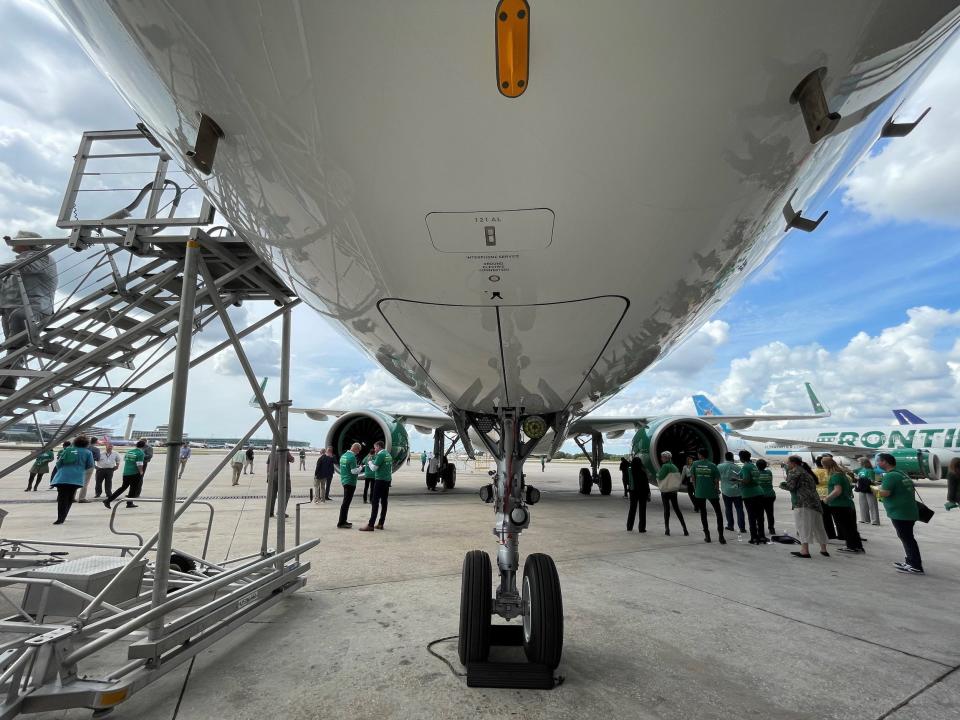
[
  {"xmin": 231, "ymin": 462, "xmax": 243, "ymax": 485},
  {"xmin": 78, "ymin": 467, "xmax": 94, "ymax": 501}
]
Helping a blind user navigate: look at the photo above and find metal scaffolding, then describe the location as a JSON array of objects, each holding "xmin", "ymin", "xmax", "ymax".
[{"xmin": 0, "ymin": 129, "xmax": 317, "ymax": 717}]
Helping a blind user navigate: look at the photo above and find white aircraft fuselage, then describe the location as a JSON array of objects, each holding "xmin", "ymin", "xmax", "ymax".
[
  {"xmin": 49, "ymin": 1, "xmax": 960, "ymax": 420},
  {"xmin": 727, "ymin": 423, "xmax": 960, "ymax": 475}
]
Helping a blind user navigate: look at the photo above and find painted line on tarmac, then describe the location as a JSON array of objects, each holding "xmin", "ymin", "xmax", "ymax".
[
  {"xmin": 874, "ymin": 663, "xmax": 960, "ymax": 719},
  {"xmin": 596, "ymin": 555, "xmax": 955, "ymax": 669}
]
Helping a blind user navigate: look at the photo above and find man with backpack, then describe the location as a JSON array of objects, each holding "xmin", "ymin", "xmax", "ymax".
[{"xmin": 103, "ymin": 439, "xmax": 146, "ymax": 509}]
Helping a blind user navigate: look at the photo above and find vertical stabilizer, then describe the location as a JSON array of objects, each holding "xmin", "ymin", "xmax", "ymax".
[
  {"xmin": 249, "ymin": 377, "xmax": 268, "ymax": 407},
  {"xmin": 805, "ymin": 383, "xmax": 827, "ymax": 415},
  {"xmin": 892, "ymin": 409, "xmax": 927, "ymax": 425},
  {"xmin": 692, "ymin": 394, "xmax": 732, "ymax": 434}
]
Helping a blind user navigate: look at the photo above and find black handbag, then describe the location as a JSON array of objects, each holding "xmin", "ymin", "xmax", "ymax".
[{"xmin": 915, "ymin": 490, "xmax": 934, "ymax": 523}]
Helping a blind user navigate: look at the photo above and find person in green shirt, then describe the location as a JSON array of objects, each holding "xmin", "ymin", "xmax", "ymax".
[
  {"xmin": 855, "ymin": 457, "xmax": 881, "ymax": 525},
  {"xmin": 359, "ymin": 440, "xmax": 393, "ymax": 531},
  {"xmin": 103, "ymin": 439, "xmax": 146, "ymax": 509},
  {"xmin": 718, "ymin": 452, "xmax": 744, "ymax": 533},
  {"xmin": 756, "ymin": 459, "xmax": 777, "ymax": 536},
  {"xmin": 362, "ymin": 448, "xmax": 376, "ymax": 504},
  {"xmin": 420, "ymin": 450, "xmax": 427, "ymax": 472},
  {"xmin": 823, "ymin": 457, "xmax": 863, "ymax": 553},
  {"xmin": 656, "ymin": 451, "xmax": 688, "ymax": 536},
  {"xmin": 691, "ymin": 448, "xmax": 725, "ymax": 544},
  {"xmin": 26, "ymin": 449, "xmax": 54, "ymax": 491},
  {"xmin": 738, "ymin": 450, "xmax": 767, "ymax": 544},
  {"xmin": 876, "ymin": 453, "xmax": 923, "ymax": 574},
  {"xmin": 337, "ymin": 442, "xmax": 362, "ymax": 528}
]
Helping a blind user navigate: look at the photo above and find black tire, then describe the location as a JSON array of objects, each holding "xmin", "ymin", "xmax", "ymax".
[
  {"xmin": 578, "ymin": 467, "xmax": 592, "ymax": 495},
  {"xmin": 441, "ymin": 464, "xmax": 457, "ymax": 489},
  {"xmin": 169, "ymin": 553, "xmax": 196, "ymax": 574},
  {"xmin": 458, "ymin": 550, "xmax": 492, "ymax": 665},
  {"xmin": 426, "ymin": 472, "xmax": 439, "ymax": 490},
  {"xmin": 521, "ymin": 553, "xmax": 563, "ymax": 669},
  {"xmin": 598, "ymin": 468, "xmax": 612, "ymax": 496}
]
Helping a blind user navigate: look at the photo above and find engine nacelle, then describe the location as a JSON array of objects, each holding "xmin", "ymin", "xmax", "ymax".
[
  {"xmin": 880, "ymin": 449, "xmax": 940, "ymax": 481},
  {"xmin": 326, "ymin": 410, "xmax": 409, "ymax": 467},
  {"xmin": 631, "ymin": 417, "xmax": 727, "ymax": 479}
]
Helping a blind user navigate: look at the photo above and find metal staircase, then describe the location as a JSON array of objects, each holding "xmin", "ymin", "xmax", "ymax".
[{"xmin": 0, "ymin": 128, "xmax": 297, "ymax": 480}]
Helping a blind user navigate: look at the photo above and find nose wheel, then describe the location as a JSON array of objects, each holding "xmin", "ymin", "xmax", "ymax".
[
  {"xmin": 458, "ymin": 550, "xmax": 491, "ymax": 665},
  {"xmin": 520, "ymin": 553, "xmax": 563, "ymax": 669}
]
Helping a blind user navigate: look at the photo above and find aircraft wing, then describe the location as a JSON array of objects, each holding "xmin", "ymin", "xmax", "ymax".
[
  {"xmin": 289, "ymin": 407, "xmax": 456, "ymax": 433},
  {"xmin": 728, "ymin": 430, "xmax": 873, "ymax": 457},
  {"xmin": 569, "ymin": 409, "xmax": 830, "ymax": 438}
]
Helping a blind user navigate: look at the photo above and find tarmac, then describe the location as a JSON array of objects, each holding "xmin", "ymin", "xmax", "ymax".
[{"xmin": 1, "ymin": 450, "xmax": 958, "ymax": 720}]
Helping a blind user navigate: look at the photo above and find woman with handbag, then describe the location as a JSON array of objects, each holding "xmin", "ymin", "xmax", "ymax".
[
  {"xmin": 876, "ymin": 453, "xmax": 923, "ymax": 575},
  {"xmin": 656, "ymin": 451, "xmax": 688, "ymax": 537},
  {"xmin": 823, "ymin": 457, "xmax": 864, "ymax": 554}
]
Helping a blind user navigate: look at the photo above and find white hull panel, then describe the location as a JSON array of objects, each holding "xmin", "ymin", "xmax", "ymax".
[{"xmin": 50, "ymin": 1, "xmax": 960, "ymax": 415}]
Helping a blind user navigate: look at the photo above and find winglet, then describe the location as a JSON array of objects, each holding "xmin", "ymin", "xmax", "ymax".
[
  {"xmin": 805, "ymin": 382, "xmax": 827, "ymax": 415},
  {"xmin": 892, "ymin": 409, "xmax": 927, "ymax": 425}
]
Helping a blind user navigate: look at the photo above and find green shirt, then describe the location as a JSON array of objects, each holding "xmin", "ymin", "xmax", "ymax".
[
  {"xmin": 372, "ymin": 449, "xmax": 393, "ymax": 483},
  {"xmin": 32, "ymin": 450, "xmax": 54, "ymax": 472},
  {"xmin": 880, "ymin": 470, "xmax": 918, "ymax": 521},
  {"xmin": 739, "ymin": 462, "xmax": 762, "ymax": 498},
  {"xmin": 339, "ymin": 450, "xmax": 358, "ymax": 486},
  {"xmin": 718, "ymin": 461, "xmax": 741, "ymax": 496},
  {"xmin": 122, "ymin": 448, "xmax": 145, "ymax": 476},
  {"xmin": 757, "ymin": 469, "xmax": 776, "ymax": 498},
  {"xmin": 420, "ymin": 451, "xmax": 426, "ymax": 462},
  {"xmin": 691, "ymin": 460, "xmax": 720, "ymax": 499},
  {"xmin": 657, "ymin": 462, "xmax": 679, "ymax": 486},
  {"xmin": 826, "ymin": 472, "xmax": 855, "ymax": 508},
  {"xmin": 363, "ymin": 455, "xmax": 376, "ymax": 479}
]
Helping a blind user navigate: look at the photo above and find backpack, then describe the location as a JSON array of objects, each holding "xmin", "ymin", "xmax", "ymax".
[{"xmin": 60, "ymin": 447, "xmax": 80, "ymax": 466}]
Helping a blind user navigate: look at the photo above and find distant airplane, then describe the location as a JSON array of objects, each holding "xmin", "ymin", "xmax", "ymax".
[
  {"xmin": 893, "ymin": 409, "xmax": 927, "ymax": 425},
  {"xmin": 693, "ymin": 389, "xmax": 948, "ymax": 480}
]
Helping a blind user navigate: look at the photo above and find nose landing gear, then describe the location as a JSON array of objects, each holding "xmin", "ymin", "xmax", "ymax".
[{"xmin": 457, "ymin": 408, "xmax": 562, "ymax": 688}]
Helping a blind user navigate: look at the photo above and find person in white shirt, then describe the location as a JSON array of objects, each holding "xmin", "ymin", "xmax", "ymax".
[
  {"xmin": 94, "ymin": 442, "xmax": 121, "ymax": 498},
  {"xmin": 178, "ymin": 444, "xmax": 192, "ymax": 479},
  {"xmin": 230, "ymin": 448, "xmax": 245, "ymax": 486}
]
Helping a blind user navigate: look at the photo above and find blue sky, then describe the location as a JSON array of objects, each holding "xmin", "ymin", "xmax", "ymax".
[{"xmin": 2, "ymin": 1, "xmax": 960, "ymax": 452}]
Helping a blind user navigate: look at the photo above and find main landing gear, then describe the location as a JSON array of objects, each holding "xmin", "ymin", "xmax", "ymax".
[
  {"xmin": 574, "ymin": 431, "xmax": 612, "ymax": 495},
  {"xmin": 425, "ymin": 429, "xmax": 459, "ymax": 491},
  {"xmin": 458, "ymin": 408, "xmax": 562, "ymax": 688}
]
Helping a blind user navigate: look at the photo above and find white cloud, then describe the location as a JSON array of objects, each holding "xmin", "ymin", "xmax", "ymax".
[
  {"xmin": 842, "ymin": 38, "xmax": 960, "ymax": 226},
  {"xmin": 714, "ymin": 306, "xmax": 960, "ymax": 426},
  {"xmin": 647, "ymin": 320, "xmax": 729, "ymax": 378},
  {"xmin": 324, "ymin": 368, "xmax": 436, "ymax": 413}
]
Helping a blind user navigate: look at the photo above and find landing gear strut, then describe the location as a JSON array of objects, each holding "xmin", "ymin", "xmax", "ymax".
[
  {"xmin": 458, "ymin": 408, "xmax": 562, "ymax": 687},
  {"xmin": 573, "ymin": 431, "xmax": 612, "ymax": 495},
  {"xmin": 426, "ymin": 429, "xmax": 459, "ymax": 491}
]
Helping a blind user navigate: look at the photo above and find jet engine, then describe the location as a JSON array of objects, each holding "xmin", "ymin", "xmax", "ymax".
[
  {"xmin": 326, "ymin": 410, "xmax": 409, "ymax": 467},
  {"xmin": 882, "ymin": 449, "xmax": 941, "ymax": 481},
  {"xmin": 631, "ymin": 417, "xmax": 727, "ymax": 477}
]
